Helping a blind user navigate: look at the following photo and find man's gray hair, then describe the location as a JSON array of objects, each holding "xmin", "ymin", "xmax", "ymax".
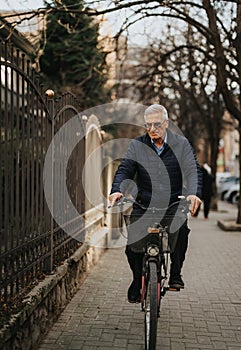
[{"xmin": 144, "ymin": 104, "xmax": 168, "ymax": 121}]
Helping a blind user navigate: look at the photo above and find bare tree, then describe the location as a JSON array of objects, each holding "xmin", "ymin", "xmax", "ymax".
[{"xmin": 158, "ymin": 0, "xmax": 241, "ymax": 222}]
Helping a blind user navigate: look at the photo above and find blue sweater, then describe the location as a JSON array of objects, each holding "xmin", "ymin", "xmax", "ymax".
[{"xmin": 110, "ymin": 129, "xmax": 202, "ymax": 208}]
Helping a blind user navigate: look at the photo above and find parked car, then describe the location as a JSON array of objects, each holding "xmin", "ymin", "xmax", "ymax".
[
  {"xmin": 218, "ymin": 176, "xmax": 239, "ymax": 200},
  {"xmin": 223, "ymin": 182, "xmax": 240, "ymax": 204},
  {"xmin": 216, "ymin": 172, "xmax": 232, "ymax": 189}
]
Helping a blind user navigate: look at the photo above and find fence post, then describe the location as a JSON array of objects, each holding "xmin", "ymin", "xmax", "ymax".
[{"xmin": 45, "ymin": 89, "xmax": 55, "ymax": 273}]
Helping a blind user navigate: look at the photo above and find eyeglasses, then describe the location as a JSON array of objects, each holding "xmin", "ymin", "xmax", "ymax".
[{"xmin": 144, "ymin": 120, "xmax": 167, "ymax": 130}]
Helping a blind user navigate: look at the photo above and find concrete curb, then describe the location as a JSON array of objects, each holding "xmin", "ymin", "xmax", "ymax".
[{"xmin": 217, "ymin": 219, "xmax": 241, "ymax": 231}]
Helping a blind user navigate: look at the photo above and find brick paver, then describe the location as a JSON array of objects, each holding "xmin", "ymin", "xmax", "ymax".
[{"xmin": 38, "ymin": 202, "xmax": 241, "ymax": 349}]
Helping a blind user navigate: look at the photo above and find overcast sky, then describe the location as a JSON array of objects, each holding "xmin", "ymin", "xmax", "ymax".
[
  {"xmin": 0, "ymin": 0, "xmax": 44, "ymax": 11},
  {"xmin": 0, "ymin": 0, "xmax": 166, "ymax": 46}
]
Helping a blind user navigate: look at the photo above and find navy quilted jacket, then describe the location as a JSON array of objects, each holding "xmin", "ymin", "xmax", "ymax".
[{"xmin": 110, "ymin": 129, "xmax": 202, "ymax": 208}]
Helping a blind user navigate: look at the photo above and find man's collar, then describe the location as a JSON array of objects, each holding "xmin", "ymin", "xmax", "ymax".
[{"xmin": 145, "ymin": 128, "xmax": 180, "ymax": 147}]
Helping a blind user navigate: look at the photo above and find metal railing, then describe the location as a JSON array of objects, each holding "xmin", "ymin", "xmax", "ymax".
[{"xmin": 0, "ymin": 40, "xmax": 104, "ymax": 304}]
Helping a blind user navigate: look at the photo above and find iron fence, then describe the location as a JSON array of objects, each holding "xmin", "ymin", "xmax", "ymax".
[{"xmin": 0, "ymin": 40, "xmax": 104, "ymax": 304}]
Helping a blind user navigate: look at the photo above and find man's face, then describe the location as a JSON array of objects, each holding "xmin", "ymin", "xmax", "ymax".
[{"xmin": 145, "ymin": 113, "xmax": 169, "ymax": 141}]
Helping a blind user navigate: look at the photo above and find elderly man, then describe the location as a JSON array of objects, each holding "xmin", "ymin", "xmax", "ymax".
[{"xmin": 109, "ymin": 104, "xmax": 202, "ymax": 303}]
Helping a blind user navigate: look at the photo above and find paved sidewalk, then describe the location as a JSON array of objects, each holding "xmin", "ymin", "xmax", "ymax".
[{"xmin": 38, "ymin": 203, "xmax": 241, "ymax": 350}]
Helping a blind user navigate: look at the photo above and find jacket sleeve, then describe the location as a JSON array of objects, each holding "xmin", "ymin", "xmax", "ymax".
[
  {"xmin": 181, "ymin": 138, "xmax": 203, "ymax": 198},
  {"xmin": 110, "ymin": 140, "xmax": 138, "ymax": 194}
]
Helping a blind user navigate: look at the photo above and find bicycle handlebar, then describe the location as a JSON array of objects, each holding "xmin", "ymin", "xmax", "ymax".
[{"xmin": 108, "ymin": 195, "xmax": 190, "ymax": 214}]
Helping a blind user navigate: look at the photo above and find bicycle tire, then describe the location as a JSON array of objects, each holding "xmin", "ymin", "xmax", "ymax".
[{"xmin": 144, "ymin": 261, "xmax": 158, "ymax": 350}]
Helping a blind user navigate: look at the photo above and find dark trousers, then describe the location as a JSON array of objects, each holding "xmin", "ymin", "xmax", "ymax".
[{"xmin": 125, "ymin": 222, "xmax": 190, "ymax": 280}]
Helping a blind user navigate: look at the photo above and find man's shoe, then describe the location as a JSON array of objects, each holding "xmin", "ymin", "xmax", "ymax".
[
  {"xmin": 127, "ymin": 280, "xmax": 141, "ymax": 303},
  {"xmin": 169, "ymin": 276, "xmax": 185, "ymax": 289}
]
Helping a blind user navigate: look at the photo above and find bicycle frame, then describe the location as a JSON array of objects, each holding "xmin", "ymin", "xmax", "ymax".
[{"xmin": 140, "ymin": 225, "xmax": 171, "ymax": 309}]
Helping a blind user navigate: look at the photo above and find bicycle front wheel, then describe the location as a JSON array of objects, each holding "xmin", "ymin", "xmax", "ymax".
[{"xmin": 144, "ymin": 261, "xmax": 158, "ymax": 350}]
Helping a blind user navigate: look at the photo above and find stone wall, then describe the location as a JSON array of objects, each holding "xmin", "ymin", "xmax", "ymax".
[{"xmin": 0, "ymin": 231, "xmax": 108, "ymax": 350}]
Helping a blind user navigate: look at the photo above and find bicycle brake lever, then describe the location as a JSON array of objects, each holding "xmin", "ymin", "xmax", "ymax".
[{"xmin": 107, "ymin": 196, "xmax": 128, "ymax": 209}]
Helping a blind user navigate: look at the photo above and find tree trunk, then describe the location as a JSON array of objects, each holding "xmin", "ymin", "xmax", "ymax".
[{"xmin": 237, "ymin": 124, "xmax": 241, "ymax": 224}]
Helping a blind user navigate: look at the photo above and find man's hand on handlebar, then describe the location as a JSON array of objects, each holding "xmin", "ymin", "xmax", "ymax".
[
  {"xmin": 108, "ymin": 192, "xmax": 123, "ymax": 207},
  {"xmin": 108, "ymin": 193, "xmax": 201, "ymax": 214},
  {"xmin": 186, "ymin": 195, "xmax": 202, "ymax": 216}
]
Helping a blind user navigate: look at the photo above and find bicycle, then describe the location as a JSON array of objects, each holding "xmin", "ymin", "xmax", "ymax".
[{"xmin": 110, "ymin": 196, "xmax": 190, "ymax": 350}]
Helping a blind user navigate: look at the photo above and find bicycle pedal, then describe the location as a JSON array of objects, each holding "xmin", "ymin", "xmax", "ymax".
[{"xmin": 168, "ymin": 287, "xmax": 180, "ymax": 292}]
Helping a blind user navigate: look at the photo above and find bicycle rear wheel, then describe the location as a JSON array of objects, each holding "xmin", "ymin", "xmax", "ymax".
[{"xmin": 144, "ymin": 261, "xmax": 158, "ymax": 350}]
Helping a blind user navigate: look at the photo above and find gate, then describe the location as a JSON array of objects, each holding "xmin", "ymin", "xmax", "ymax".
[{"xmin": 0, "ymin": 40, "xmax": 105, "ymax": 306}]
